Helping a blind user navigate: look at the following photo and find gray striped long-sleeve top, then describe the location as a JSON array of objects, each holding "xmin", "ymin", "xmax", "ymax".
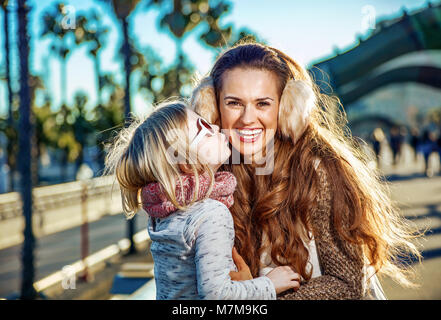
[{"xmin": 147, "ymin": 198, "xmax": 276, "ymax": 300}]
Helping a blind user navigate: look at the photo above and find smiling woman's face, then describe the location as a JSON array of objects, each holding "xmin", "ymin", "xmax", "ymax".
[{"xmin": 219, "ymin": 67, "xmax": 280, "ymax": 157}]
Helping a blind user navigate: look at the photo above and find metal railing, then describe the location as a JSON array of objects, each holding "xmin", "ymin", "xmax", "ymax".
[
  {"xmin": 0, "ymin": 176, "xmax": 120, "ymax": 221},
  {"xmin": 0, "ymin": 176, "xmax": 123, "ymax": 250}
]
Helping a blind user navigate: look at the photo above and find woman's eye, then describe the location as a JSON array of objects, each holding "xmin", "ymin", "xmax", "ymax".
[
  {"xmin": 226, "ymin": 101, "xmax": 241, "ymax": 107},
  {"xmin": 257, "ymin": 101, "xmax": 270, "ymax": 107}
]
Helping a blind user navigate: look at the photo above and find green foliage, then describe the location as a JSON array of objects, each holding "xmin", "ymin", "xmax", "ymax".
[
  {"xmin": 227, "ymin": 27, "xmax": 266, "ymax": 47},
  {"xmin": 0, "ymin": 107, "xmax": 18, "ymax": 175},
  {"xmin": 0, "ymin": 1, "xmax": 9, "ymax": 9},
  {"xmin": 34, "ymin": 92, "xmax": 95, "ymax": 165},
  {"xmin": 198, "ymin": 1, "xmax": 233, "ymax": 47},
  {"xmin": 90, "ymin": 80, "xmax": 125, "ymax": 169},
  {"xmin": 98, "ymin": 0, "xmax": 142, "ymax": 20},
  {"xmin": 75, "ymin": 10, "xmax": 110, "ymax": 57},
  {"xmin": 159, "ymin": 0, "xmax": 233, "ymax": 47},
  {"xmin": 137, "ymin": 45, "xmax": 195, "ymax": 103},
  {"xmin": 40, "ymin": 3, "xmax": 75, "ymax": 59},
  {"xmin": 117, "ymin": 37, "xmax": 146, "ymax": 73},
  {"xmin": 2, "ymin": 0, "xmax": 266, "ymax": 185},
  {"xmin": 40, "ymin": 2, "xmax": 94, "ymax": 107}
]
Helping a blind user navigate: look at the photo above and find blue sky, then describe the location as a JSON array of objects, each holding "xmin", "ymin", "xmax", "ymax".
[{"xmin": 0, "ymin": 0, "xmax": 433, "ymax": 116}]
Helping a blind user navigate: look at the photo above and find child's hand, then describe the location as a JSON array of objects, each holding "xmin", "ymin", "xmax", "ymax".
[
  {"xmin": 266, "ymin": 266, "xmax": 300, "ymax": 294},
  {"xmin": 229, "ymin": 247, "xmax": 253, "ymax": 281}
]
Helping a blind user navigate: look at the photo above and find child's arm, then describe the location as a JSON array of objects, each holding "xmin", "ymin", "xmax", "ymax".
[{"xmin": 190, "ymin": 201, "xmax": 276, "ymax": 300}]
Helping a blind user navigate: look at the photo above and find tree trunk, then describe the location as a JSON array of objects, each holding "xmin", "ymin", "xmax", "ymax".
[
  {"xmin": 61, "ymin": 57, "xmax": 67, "ymax": 107},
  {"xmin": 3, "ymin": 4, "xmax": 15, "ymax": 192},
  {"xmin": 30, "ymin": 112, "xmax": 39, "ymax": 187},
  {"xmin": 61, "ymin": 148, "xmax": 68, "ymax": 182},
  {"xmin": 17, "ymin": 0, "xmax": 37, "ymax": 300},
  {"xmin": 75, "ymin": 146, "xmax": 84, "ymax": 178},
  {"xmin": 176, "ymin": 40, "xmax": 182, "ymax": 94},
  {"xmin": 121, "ymin": 16, "xmax": 136, "ymax": 254},
  {"xmin": 121, "ymin": 17, "xmax": 131, "ymax": 118},
  {"xmin": 93, "ymin": 55, "xmax": 102, "ymax": 107},
  {"xmin": 93, "ymin": 55, "xmax": 106, "ymax": 172}
]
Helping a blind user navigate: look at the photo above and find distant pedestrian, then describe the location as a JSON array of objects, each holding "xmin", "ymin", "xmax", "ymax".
[
  {"xmin": 389, "ymin": 126, "xmax": 404, "ymax": 166},
  {"xmin": 409, "ymin": 128, "xmax": 420, "ymax": 162},
  {"xmin": 370, "ymin": 128, "xmax": 385, "ymax": 166},
  {"xmin": 419, "ymin": 130, "xmax": 437, "ymax": 177}
]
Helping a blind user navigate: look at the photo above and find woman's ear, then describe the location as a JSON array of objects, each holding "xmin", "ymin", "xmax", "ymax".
[
  {"xmin": 190, "ymin": 76, "xmax": 220, "ymax": 125},
  {"xmin": 278, "ymin": 79, "xmax": 316, "ymax": 142}
]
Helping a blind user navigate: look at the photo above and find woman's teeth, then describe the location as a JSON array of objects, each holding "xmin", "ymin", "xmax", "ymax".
[
  {"xmin": 236, "ymin": 129, "xmax": 263, "ymax": 142},
  {"xmin": 237, "ymin": 129, "xmax": 263, "ymax": 137}
]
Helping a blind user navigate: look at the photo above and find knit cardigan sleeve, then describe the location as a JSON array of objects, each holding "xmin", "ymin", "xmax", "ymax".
[{"xmin": 278, "ymin": 164, "xmax": 364, "ymax": 300}]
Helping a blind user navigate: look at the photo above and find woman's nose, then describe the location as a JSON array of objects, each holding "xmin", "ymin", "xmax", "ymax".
[{"xmin": 240, "ymin": 105, "xmax": 257, "ymax": 125}]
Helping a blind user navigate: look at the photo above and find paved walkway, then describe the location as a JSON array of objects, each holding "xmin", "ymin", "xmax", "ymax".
[
  {"xmin": 1, "ymin": 143, "xmax": 439, "ymax": 300},
  {"xmin": 376, "ymin": 144, "xmax": 441, "ymax": 299},
  {"xmin": 0, "ymin": 212, "xmax": 148, "ymax": 298}
]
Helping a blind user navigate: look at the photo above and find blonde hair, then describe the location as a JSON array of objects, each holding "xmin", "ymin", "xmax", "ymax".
[{"xmin": 104, "ymin": 100, "xmax": 215, "ymax": 219}]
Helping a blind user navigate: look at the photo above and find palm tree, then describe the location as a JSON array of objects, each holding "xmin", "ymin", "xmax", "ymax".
[
  {"xmin": 41, "ymin": 3, "xmax": 73, "ymax": 107},
  {"xmin": 91, "ymin": 73, "xmax": 124, "ymax": 171},
  {"xmin": 34, "ymin": 96, "xmax": 57, "ymax": 169},
  {"xmin": 99, "ymin": 0, "xmax": 148, "ymax": 255},
  {"xmin": 72, "ymin": 91, "xmax": 94, "ymax": 176},
  {"xmin": 41, "ymin": 3, "xmax": 90, "ymax": 108},
  {"xmin": 137, "ymin": 46, "xmax": 166, "ymax": 102},
  {"xmin": 158, "ymin": 0, "xmax": 232, "ymax": 96},
  {"xmin": 99, "ymin": 0, "xmax": 143, "ymax": 119},
  {"xmin": 227, "ymin": 27, "xmax": 265, "ymax": 47},
  {"xmin": 17, "ymin": 0, "xmax": 37, "ymax": 300},
  {"xmin": 159, "ymin": 0, "xmax": 232, "ymax": 48},
  {"xmin": 57, "ymin": 104, "xmax": 81, "ymax": 182},
  {"xmin": 146, "ymin": 53, "xmax": 194, "ymax": 100},
  {"xmin": 0, "ymin": 1, "xmax": 12, "ymax": 120},
  {"xmin": 34, "ymin": 94, "xmax": 81, "ymax": 183},
  {"xmin": 29, "ymin": 74, "xmax": 45, "ymax": 187},
  {"xmin": 75, "ymin": 10, "xmax": 109, "ymax": 108},
  {"xmin": 1, "ymin": 0, "xmax": 16, "ymax": 191},
  {"xmin": 197, "ymin": 1, "xmax": 233, "ymax": 48},
  {"xmin": 41, "ymin": 3, "xmax": 93, "ymax": 182}
]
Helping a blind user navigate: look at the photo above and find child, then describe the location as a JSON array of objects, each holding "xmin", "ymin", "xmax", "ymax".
[{"xmin": 105, "ymin": 101, "xmax": 299, "ymax": 300}]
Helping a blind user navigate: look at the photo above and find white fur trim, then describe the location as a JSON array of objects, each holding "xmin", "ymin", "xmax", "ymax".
[{"xmin": 278, "ymin": 79, "xmax": 316, "ymax": 142}]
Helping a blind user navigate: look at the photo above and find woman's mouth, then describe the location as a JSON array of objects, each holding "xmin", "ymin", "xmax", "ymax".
[{"xmin": 236, "ymin": 128, "xmax": 263, "ymax": 143}]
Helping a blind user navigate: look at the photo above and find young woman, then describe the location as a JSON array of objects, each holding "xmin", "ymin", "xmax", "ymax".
[
  {"xmin": 191, "ymin": 42, "xmax": 421, "ymax": 299},
  {"xmin": 104, "ymin": 101, "xmax": 300, "ymax": 300}
]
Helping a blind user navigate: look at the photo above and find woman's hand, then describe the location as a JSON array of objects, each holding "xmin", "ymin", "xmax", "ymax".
[
  {"xmin": 229, "ymin": 247, "xmax": 253, "ymax": 281},
  {"xmin": 266, "ymin": 266, "xmax": 300, "ymax": 294}
]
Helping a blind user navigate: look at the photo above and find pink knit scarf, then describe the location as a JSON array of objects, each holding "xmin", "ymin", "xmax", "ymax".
[{"xmin": 141, "ymin": 171, "xmax": 237, "ymax": 218}]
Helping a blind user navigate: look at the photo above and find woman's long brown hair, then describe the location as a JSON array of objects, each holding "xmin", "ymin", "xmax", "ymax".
[{"xmin": 210, "ymin": 41, "xmax": 421, "ymax": 286}]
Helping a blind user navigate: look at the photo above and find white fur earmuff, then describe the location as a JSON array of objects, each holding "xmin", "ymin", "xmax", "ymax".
[
  {"xmin": 190, "ymin": 76, "xmax": 219, "ymax": 125},
  {"xmin": 278, "ymin": 79, "xmax": 316, "ymax": 142}
]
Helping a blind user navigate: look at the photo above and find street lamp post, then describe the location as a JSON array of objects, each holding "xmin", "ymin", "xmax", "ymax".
[{"xmin": 76, "ymin": 164, "xmax": 94, "ymax": 282}]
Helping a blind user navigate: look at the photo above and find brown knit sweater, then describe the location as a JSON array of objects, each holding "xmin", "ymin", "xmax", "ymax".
[{"xmin": 278, "ymin": 164, "xmax": 365, "ymax": 300}]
